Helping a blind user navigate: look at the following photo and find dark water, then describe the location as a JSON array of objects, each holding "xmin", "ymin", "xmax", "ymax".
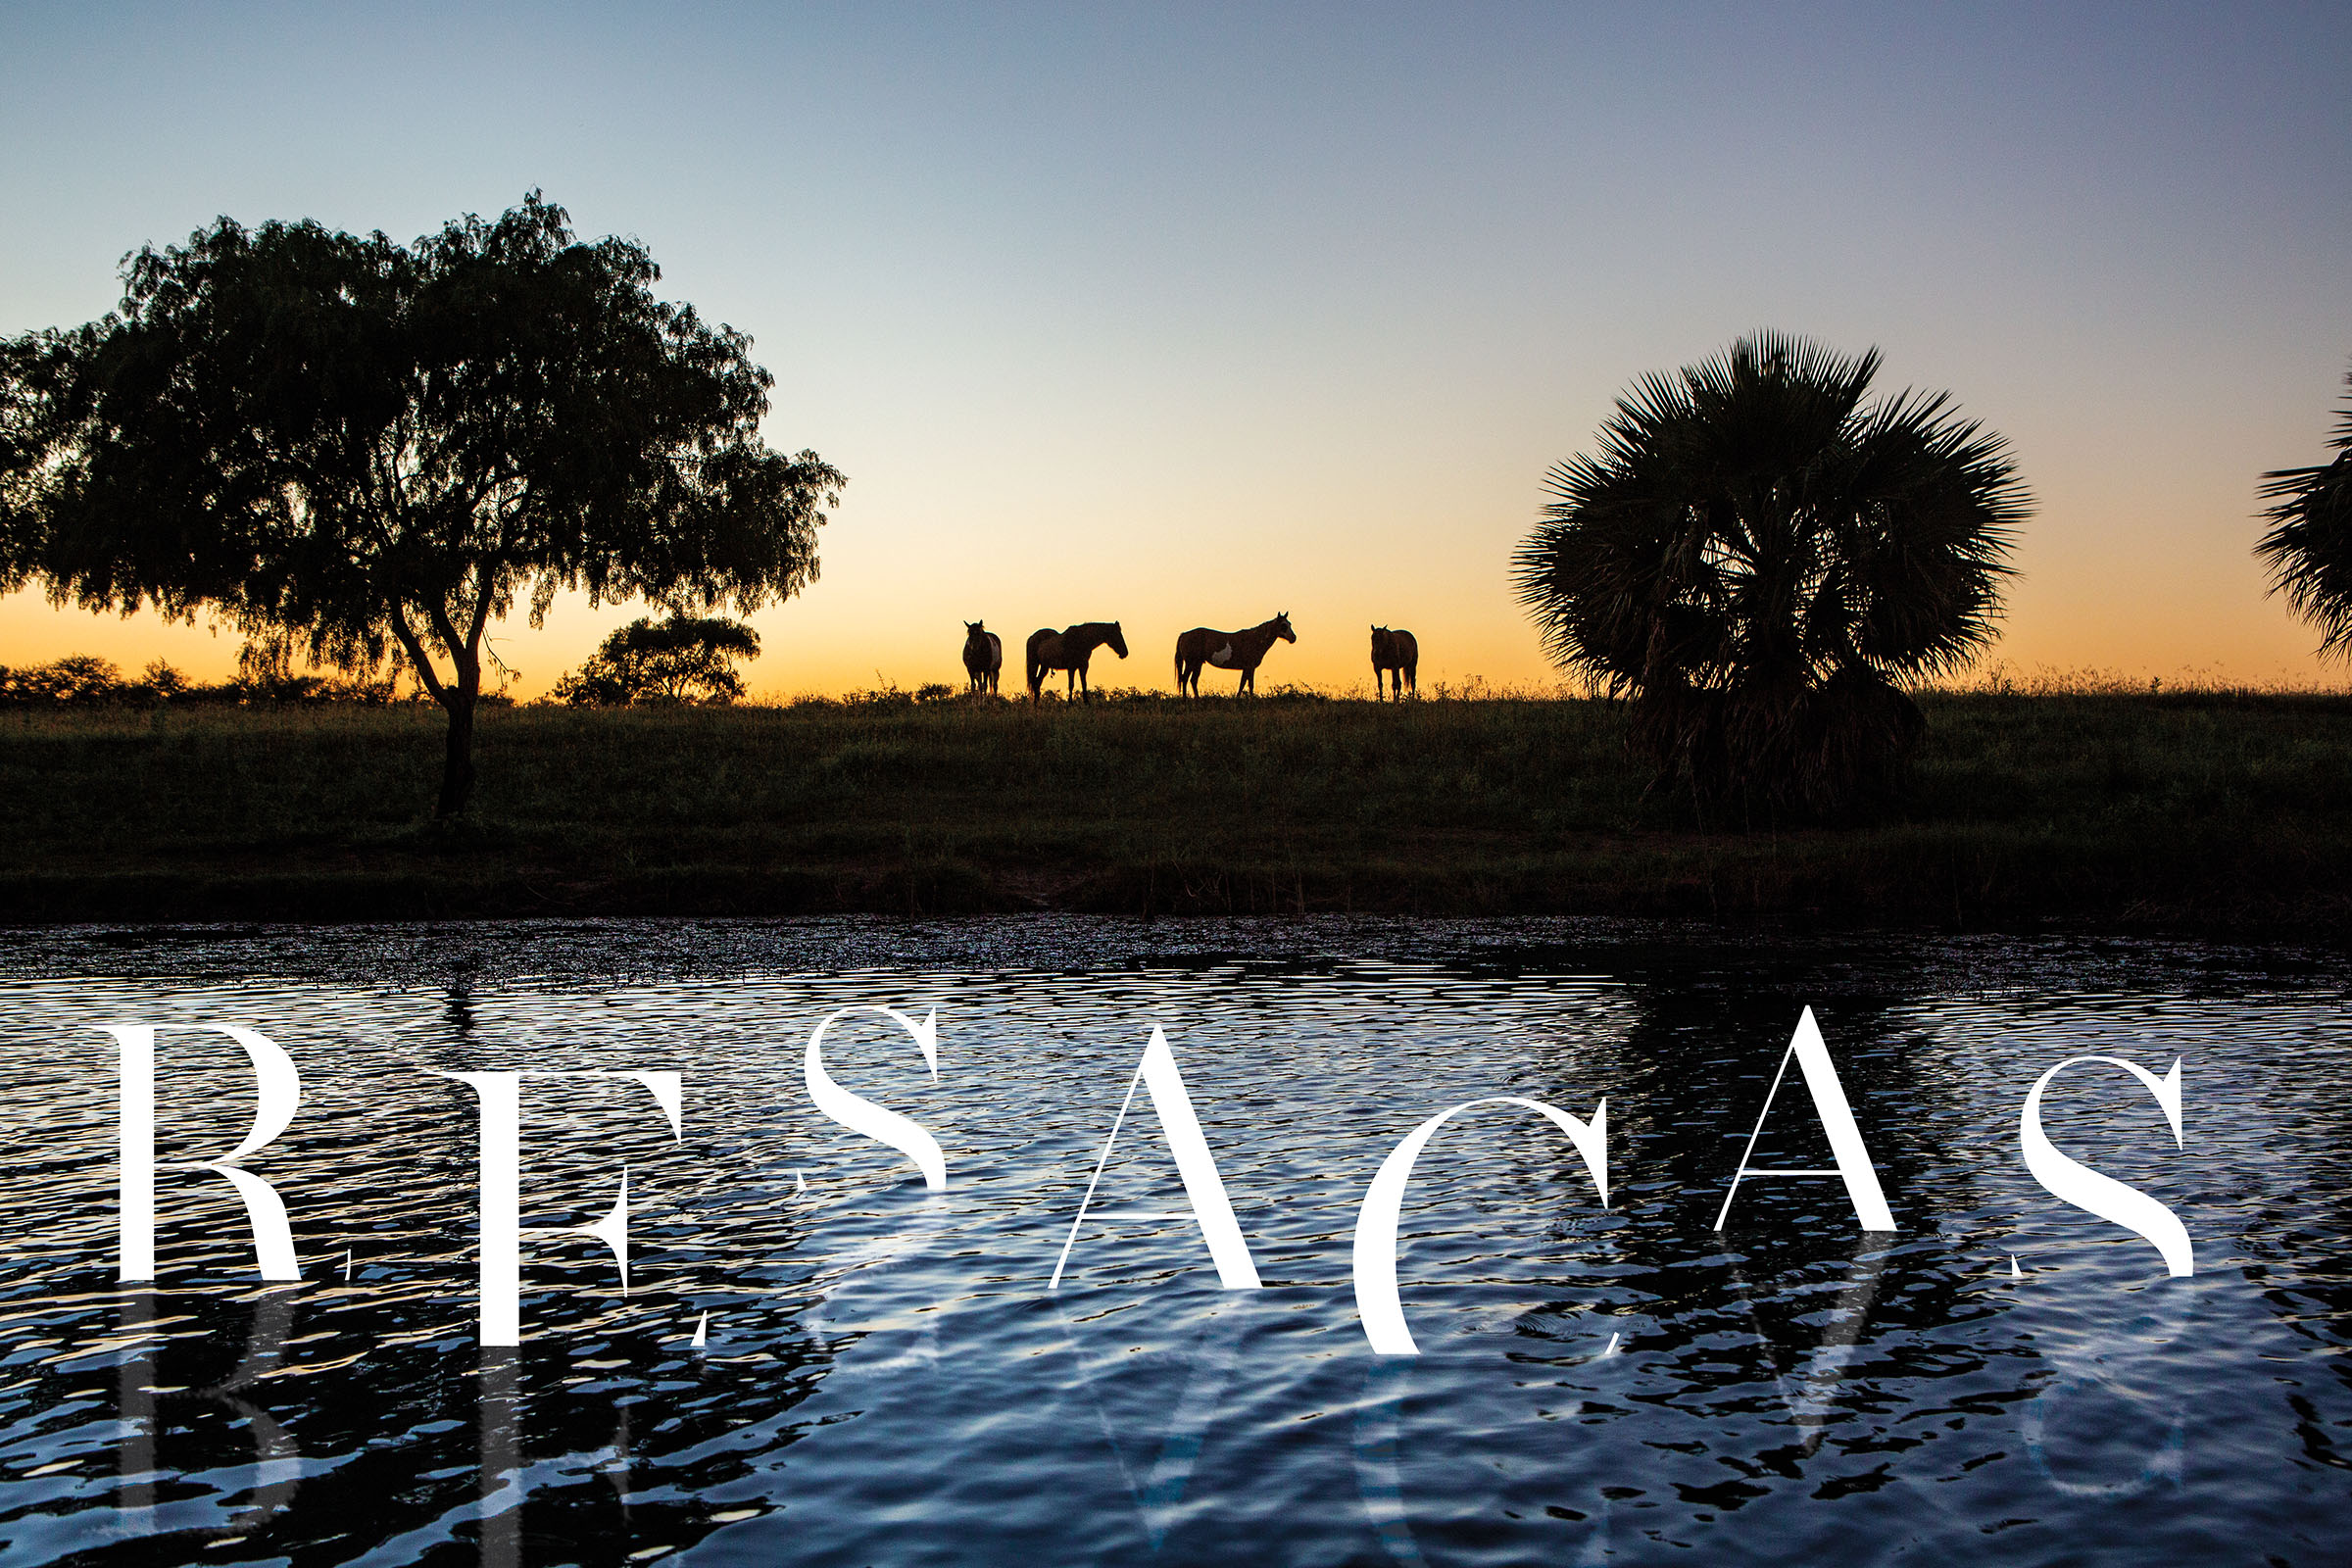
[{"xmin": 1, "ymin": 916, "xmax": 2348, "ymax": 1566}]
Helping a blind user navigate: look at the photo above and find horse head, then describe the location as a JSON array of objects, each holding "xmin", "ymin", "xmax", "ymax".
[
  {"xmin": 1106, "ymin": 621, "xmax": 1129, "ymax": 659},
  {"xmin": 1275, "ymin": 612, "xmax": 1297, "ymax": 643},
  {"xmin": 965, "ymin": 620, "xmax": 985, "ymax": 637}
]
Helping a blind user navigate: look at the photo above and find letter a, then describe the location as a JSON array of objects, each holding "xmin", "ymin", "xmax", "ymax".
[
  {"xmin": 1051, "ymin": 1027, "xmax": 1260, "ymax": 1291},
  {"xmin": 1714, "ymin": 1007, "xmax": 1894, "ymax": 1233},
  {"xmin": 112, "ymin": 1024, "xmax": 301, "ymax": 1282}
]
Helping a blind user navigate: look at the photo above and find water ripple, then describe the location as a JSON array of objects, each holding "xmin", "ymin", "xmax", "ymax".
[{"xmin": 0, "ymin": 917, "xmax": 2344, "ymax": 1565}]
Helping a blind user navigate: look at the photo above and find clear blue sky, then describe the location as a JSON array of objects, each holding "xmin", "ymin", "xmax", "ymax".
[{"xmin": 5, "ymin": 2, "xmax": 2347, "ymax": 692}]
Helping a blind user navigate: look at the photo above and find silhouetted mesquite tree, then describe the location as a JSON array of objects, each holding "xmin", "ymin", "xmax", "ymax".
[
  {"xmin": 0, "ymin": 191, "xmax": 843, "ymax": 815},
  {"xmin": 1512, "ymin": 332, "xmax": 2028, "ymax": 817},
  {"xmin": 2255, "ymin": 358, "xmax": 2352, "ymax": 661},
  {"xmin": 553, "ymin": 613, "xmax": 760, "ymax": 706}
]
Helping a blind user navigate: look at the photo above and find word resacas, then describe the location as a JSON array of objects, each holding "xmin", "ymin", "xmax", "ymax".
[{"xmin": 105, "ymin": 1005, "xmax": 2195, "ymax": 1352}]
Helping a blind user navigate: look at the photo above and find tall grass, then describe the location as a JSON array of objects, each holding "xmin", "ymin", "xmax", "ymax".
[{"xmin": 4, "ymin": 691, "xmax": 2348, "ymax": 927}]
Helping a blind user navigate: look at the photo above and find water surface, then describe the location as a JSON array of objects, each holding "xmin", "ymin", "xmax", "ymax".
[{"xmin": 0, "ymin": 916, "xmax": 2346, "ymax": 1565}]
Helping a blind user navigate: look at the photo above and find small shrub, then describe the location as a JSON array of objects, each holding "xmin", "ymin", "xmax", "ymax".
[
  {"xmin": 844, "ymin": 683, "xmax": 914, "ymax": 711},
  {"xmin": 1, "ymin": 655, "xmax": 124, "ymax": 705},
  {"xmin": 553, "ymin": 615, "xmax": 760, "ymax": 706}
]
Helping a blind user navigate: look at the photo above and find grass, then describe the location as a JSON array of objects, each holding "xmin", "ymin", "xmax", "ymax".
[{"xmin": 4, "ymin": 690, "xmax": 2350, "ymax": 931}]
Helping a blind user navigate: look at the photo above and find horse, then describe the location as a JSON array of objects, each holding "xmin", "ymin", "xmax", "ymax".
[
  {"xmin": 962, "ymin": 621, "xmax": 1002, "ymax": 695},
  {"xmin": 1371, "ymin": 626, "xmax": 1418, "ymax": 699},
  {"xmin": 1174, "ymin": 612, "xmax": 1296, "ymax": 697},
  {"xmin": 1026, "ymin": 621, "xmax": 1128, "ymax": 702}
]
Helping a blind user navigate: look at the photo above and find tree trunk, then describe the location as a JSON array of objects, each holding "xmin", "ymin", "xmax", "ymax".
[{"xmin": 435, "ymin": 687, "xmax": 478, "ymax": 817}]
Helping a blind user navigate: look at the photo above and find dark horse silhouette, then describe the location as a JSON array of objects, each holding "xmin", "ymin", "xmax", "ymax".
[
  {"xmin": 962, "ymin": 621, "xmax": 1002, "ymax": 695},
  {"xmin": 1026, "ymin": 621, "xmax": 1128, "ymax": 702},
  {"xmin": 1174, "ymin": 612, "xmax": 1296, "ymax": 697},
  {"xmin": 1371, "ymin": 626, "xmax": 1418, "ymax": 699}
]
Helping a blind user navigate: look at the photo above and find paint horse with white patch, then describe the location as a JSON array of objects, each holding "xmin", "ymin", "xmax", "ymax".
[
  {"xmin": 1026, "ymin": 621, "xmax": 1129, "ymax": 702},
  {"xmin": 962, "ymin": 621, "xmax": 1002, "ymax": 695},
  {"xmin": 1371, "ymin": 626, "xmax": 1417, "ymax": 699},
  {"xmin": 1174, "ymin": 612, "xmax": 1297, "ymax": 697}
]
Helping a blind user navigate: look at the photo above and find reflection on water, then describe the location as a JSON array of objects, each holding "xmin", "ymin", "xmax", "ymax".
[{"xmin": 0, "ymin": 915, "xmax": 2347, "ymax": 1566}]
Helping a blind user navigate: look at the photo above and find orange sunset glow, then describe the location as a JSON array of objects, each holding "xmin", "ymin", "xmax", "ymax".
[{"xmin": 4, "ymin": 7, "xmax": 2346, "ymax": 699}]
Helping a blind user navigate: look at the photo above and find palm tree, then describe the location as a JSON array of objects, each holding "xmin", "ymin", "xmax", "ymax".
[
  {"xmin": 1512, "ymin": 331, "xmax": 2028, "ymax": 818},
  {"xmin": 2254, "ymin": 358, "xmax": 2352, "ymax": 661}
]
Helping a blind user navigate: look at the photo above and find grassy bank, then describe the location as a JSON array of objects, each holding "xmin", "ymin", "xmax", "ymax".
[{"xmin": 4, "ymin": 692, "xmax": 2350, "ymax": 931}]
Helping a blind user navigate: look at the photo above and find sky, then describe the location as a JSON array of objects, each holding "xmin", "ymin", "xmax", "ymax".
[{"xmin": 2, "ymin": 1, "xmax": 2348, "ymax": 697}]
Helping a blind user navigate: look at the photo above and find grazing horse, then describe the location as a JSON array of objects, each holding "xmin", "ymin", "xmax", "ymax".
[
  {"xmin": 1371, "ymin": 626, "xmax": 1418, "ymax": 699},
  {"xmin": 962, "ymin": 621, "xmax": 1002, "ymax": 695},
  {"xmin": 1174, "ymin": 612, "xmax": 1297, "ymax": 697},
  {"xmin": 1026, "ymin": 620, "xmax": 1129, "ymax": 702}
]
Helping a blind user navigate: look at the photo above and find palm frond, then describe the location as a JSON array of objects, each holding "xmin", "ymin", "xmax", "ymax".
[
  {"xmin": 1515, "ymin": 331, "xmax": 2027, "ymax": 817},
  {"xmin": 2255, "ymin": 358, "xmax": 2352, "ymax": 660}
]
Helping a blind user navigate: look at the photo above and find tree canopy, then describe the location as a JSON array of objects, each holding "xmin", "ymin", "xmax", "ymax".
[
  {"xmin": 0, "ymin": 191, "xmax": 843, "ymax": 812},
  {"xmin": 552, "ymin": 613, "xmax": 760, "ymax": 706},
  {"xmin": 2255, "ymin": 358, "xmax": 2352, "ymax": 662},
  {"xmin": 1511, "ymin": 331, "xmax": 2028, "ymax": 817}
]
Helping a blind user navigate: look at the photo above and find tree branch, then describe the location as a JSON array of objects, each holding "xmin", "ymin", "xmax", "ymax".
[
  {"xmin": 387, "ymin": 607, "xmax": 447, "ymax": 705},
  {"xmin": 422, "ymin": 595, "xmax": 469, "ymax": 684},
  {"xmin": 466, "ymin": 558, "xmax": 497, "ymax": 655}
]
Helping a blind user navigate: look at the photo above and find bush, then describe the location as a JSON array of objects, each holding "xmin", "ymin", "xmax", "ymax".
[
  {"xmin": 1, "ymin": 654, "xmax": 124, "ymax": 704},
  {"xmin": 552, "ymin": 614, "xmax": 760, "ymax": 707}
]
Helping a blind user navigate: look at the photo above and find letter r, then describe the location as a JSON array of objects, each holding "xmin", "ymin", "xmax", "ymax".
[{"xmin": 111, "ymin": 1023, "xmax": 302, "ymax": 1282}]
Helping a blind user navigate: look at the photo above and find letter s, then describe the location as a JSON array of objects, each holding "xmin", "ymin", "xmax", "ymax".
[
  {"xmin": 806, "ymin": 1005, "xmax": 947, "ymax": 1191},
  {"xmin": 2020, "ymin": 1055, "xmax": 2192, "ymax": 1277}
]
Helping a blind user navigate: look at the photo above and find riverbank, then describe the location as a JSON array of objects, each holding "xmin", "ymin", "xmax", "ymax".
[{"xmin": 5, "ymin": 693, "xmax": 2349, "ymax": 932}]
